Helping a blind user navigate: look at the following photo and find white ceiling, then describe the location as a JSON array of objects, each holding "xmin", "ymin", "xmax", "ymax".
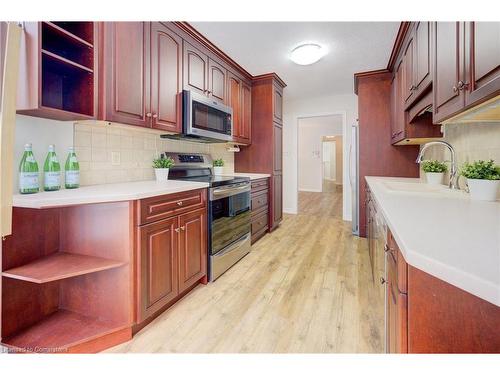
[{"xmin": 190, "ymin": 22, "xmax": 399, "ymax": 101}]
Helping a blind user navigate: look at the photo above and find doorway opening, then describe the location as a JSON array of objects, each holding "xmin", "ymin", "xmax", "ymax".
[{"xmin": 297, "ymin": 115, "xmax": 344, "ymax": 218}]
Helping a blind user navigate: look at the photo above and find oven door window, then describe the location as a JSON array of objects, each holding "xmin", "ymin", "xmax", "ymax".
[
  {"xmin": 192, "ymin": 101, "xmax": 231, "ymax": 135},
  {"xmin": 211, "ymin": 191, "xmax": 251, "ymax": 254}
]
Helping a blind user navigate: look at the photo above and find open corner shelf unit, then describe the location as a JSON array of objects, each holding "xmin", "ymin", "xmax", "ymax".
[
  {"xmin": 16, "ymin": 21, "xmax": 97, "ymax": 120},
  {"xmin": 2, "ymin": 252, "xmax": 125, "ymax": 284},
  {"xmin": 1, "ymin": 202, "xmax": 133, "ymax": 353}
]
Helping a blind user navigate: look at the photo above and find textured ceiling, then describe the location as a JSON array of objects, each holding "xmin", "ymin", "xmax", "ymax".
[{"xmin": 190, "ymin": 22, "xmax": 399, "ymax": 100}]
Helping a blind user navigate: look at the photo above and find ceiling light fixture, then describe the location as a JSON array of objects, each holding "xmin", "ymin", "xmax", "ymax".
[{"xmin": 290, "ymin": 43, "xmax": 325, "ymax": 65}]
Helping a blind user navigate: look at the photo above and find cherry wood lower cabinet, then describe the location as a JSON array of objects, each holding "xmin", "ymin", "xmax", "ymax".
[
  {"xmin": 385, "ymin": 230, "xmax": 500, "ymax": 353},
  {"xmin": 138, "ymin": 216, "xmax": 179, "ymax": 321},
  {"xmin": 250, "ymin": 178, "xmax": 270, "ymax": 244},
  {"xmin": 136, "ymin": 189, "xmax": 207, "ymax": 324}
]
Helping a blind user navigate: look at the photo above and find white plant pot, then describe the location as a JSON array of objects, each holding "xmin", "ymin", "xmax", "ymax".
[
  {"xmin": 467, "ymin": 179, "xmax": 500, "ymax": 201},
  {"xmin": 154, "ymin": 168, "xmax": 169, "ymax": 182},
  {"xmin": 425, "ymin": 172, "xmax": 444, "ymax": 185},
  {"xmin": 213, "ymin": 166, "xmax": 224, "ymax": 175}
]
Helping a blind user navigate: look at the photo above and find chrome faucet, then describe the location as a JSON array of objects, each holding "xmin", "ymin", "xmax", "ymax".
[{"xmin": 416, "ymin": 141, "xmax": 459, "ymax": 190}]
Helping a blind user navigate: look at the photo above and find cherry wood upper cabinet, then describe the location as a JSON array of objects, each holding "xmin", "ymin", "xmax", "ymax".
[
  {"xmin": 138, "ymin": 216, "xmax": 179, "ymax": 322},
  {"xmin": 432, "ymin": 22, "xmax": 465, "ymax": 123},
  {"xmin": 240, "ymin": 82, "xmax": 252, "ymax": 143},
  {"xmin": 227, "ymin": 72, "xmax": 242, "ymax": 139},
  {"xmin": 183, "ymin": 41, "xmax": 208, "ymax": 96},
  {"xmin": 208, "ymin": 58, "xmax": 227, "ymax": 103},
  {"xmin": 150, "ymin": 22, "xmax": 182, "ymax": 132},
  {"xmin": 391, "ymin": 61, "xmax": 405, "ymax": 141},
  {"xmin": 402, "ymin": 36, "xmax": 414, "ymax": 105},
  {"xmin": 178, "ymin": 208, "xmax": 207, "ymax": 294},
  {"xmin": 101, "ymin": 22, "xmax": 151, "ymax": 127},
  {"xmin": 464, "ymin": 22, "xmax": 500, "ymax": 106},
  {"xmin": 273, "ymin": 86, "xmax": 283, "ymax": 124},
  {"xmin": 413, "ymin": 22, "xmax": 432, "ymax": 95}
]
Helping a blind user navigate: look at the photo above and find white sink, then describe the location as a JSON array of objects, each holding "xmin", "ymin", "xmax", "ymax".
[{"xmin": 381, "ymin": 181, "xmax": 466, "ymax": 198}]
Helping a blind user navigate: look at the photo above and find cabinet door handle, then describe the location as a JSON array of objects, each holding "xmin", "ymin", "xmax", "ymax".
[
  {"xmin": 152, "ymin": 113, "xmax": 158, "ymax": 119},
  {"xmin": 146, "ymin": 112, "xmax": 152, "ymax": 118},
  {"xmin": 384, "ymin": 244, "xmax": 390, "ymax": 252},
  {"xmin": 180, "ymin": 226, "xmax": 185, "ymax": 231},
  {"xmin": 452, "ymin": 86, "xmax": 458, "ymax": 93},
  {"xmin": 174, "ymin": 228, "xmax": 180, "ymax": 233},
  {"xmin": 177, "ymin": 201, "xmax": 183, "ymax": 206},
  {"xmin": 457, "ymin": 81, "xmax": 469, "ymax": 91},
  {"xmin": 380, "ymin": 277, "xmax": 387, "ymax": 285}
]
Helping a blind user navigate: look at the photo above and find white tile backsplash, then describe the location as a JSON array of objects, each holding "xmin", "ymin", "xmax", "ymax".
[
  {"xmin": 73, "ymin": 121, "xmax": 235, "ymax": 186},
  {"xmin": 421, "ymin": 122, "xmax": 500, "ymax": 188}
]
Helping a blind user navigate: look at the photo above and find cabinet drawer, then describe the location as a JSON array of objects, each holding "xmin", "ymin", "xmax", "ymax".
[
  {"xmin": 138, "ymin": 188, "xmax": 207, "ymax": 225},
  {"xmin": 251, "ymin": 210, "xmax": 269, "ymax": 235},
  {"xmin": 251, "ymin": 178, "xmax": 269, "ymax": 193},
  {"xmin": 251, "ymin": 191, "xmax": 268, "ymax": 212}
]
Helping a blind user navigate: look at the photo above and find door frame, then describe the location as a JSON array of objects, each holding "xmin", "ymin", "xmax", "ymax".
[{"xmin": 295, "ymin": 111, "xmax": 347, "ymax": 217}]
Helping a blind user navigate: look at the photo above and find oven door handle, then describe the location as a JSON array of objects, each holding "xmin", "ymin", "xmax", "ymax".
[
  {"xmin": 214, "ymin": 233, "xmax": 251, "ymax": 258},
  {"xmin": 210, "ymin": 183, "xmax": 251, "ymax": 200}
]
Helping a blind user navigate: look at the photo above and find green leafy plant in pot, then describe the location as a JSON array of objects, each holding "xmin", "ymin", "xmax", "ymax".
[
  {"xmin": 421, "ymin": 160, "xmax": 448, "ymax": 185},
  {"xmin": 460, "ymin": 160, "xmax": 500, "ymax": 201},
  {"xmin": 213, "ymin": 158, "xmax": 224, "ymax": 175},
  {"xmin": 152, "ymin": 156, "xmax": 174, "ymax": 182}
]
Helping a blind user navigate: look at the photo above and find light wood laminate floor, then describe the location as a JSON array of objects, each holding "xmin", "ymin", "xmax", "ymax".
[{"xmin": 107, "ymin": 188, "xmax": 383, "ymax": 353}]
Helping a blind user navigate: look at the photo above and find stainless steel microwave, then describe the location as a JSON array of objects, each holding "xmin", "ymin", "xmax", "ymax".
[{"xmin": 181, "ymin": 90, "xmax": 233, "ymax": 143}]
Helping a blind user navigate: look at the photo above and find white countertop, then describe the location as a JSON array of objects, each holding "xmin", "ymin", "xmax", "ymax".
[
  {"xmin": 224, "ymin": 173, "xmax": 271, "ymax": 180},
  {"xmin": 366, "ymin": 176, "xmax": 500, "ymax": 306},
  {"xmin": 13, "ymin": 180, "xmax": 209, "ymax": 209}
]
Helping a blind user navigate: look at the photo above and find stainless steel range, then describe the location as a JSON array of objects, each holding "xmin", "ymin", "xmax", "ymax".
[{"xmin": 163, "ymin": 152, "xmax": 251, "ymax": 281}]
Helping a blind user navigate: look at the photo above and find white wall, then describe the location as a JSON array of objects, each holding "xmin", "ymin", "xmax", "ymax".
[
  {"xmin": 298, "ymin": 115, "xmax": 342, "ymax": 192},
  {"xmin": 283, "ymin": 93, "xmax": 358, "ymax": 220}
]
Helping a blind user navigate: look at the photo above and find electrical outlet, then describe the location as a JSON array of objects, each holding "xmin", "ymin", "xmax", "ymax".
[{"xmin": 111, "ymin": 152, "xmax": 121, "ymax": 166}]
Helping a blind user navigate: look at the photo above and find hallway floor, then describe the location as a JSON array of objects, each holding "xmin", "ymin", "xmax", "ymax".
[{"xmin": 107, "ymin": 187, "xmax": 383, "ymax": 353}]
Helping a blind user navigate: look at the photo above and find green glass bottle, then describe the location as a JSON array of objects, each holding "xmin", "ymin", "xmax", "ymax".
[
  {"xmin": 43, "ymin": 144, "xmax": 61, "ymax": 191},
  {"xmin": 65, "ymin": 147, "xmax": 80, "ymax": 189},
  {"xmin": 19, "ymin": 143, "xmax": 39, "ymax": 194}
]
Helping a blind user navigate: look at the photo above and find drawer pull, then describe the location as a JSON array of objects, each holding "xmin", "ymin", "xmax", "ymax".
[
  {"xmin": 177, "ymin": 201, "xmax": 183, "ymax": 206},
  {"xmin": 380, "ymin": 277, "xmax": 387, "ymax": 285}
]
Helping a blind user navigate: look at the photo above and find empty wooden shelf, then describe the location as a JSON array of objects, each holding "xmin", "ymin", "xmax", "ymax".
[
  {"xmin": 16, "ymin": 22, "xmax": 97, "ymax": 120},
  {"xmin": 2, "ymin": 309, "xmax": 127, "ymax": 353},
  {"xmin": 2, "ymin": 252, "xmax": 125, "ymax": 284}
]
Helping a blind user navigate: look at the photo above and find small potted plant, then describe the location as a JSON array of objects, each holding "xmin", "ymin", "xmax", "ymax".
[
  {"xmin": 213, "ymin": 158, "xmax": 224, "ymax": 175},
  {"xmin": 421, "ymin": 160, "xmax": 448, "ymax": 185},
  {"xmin": 460, "ymin": 160, "xmax": 500, "ymax": 201},
  {"xmin": 152, "ymin": 156, "xmax": 174, "ymax": 182}
]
